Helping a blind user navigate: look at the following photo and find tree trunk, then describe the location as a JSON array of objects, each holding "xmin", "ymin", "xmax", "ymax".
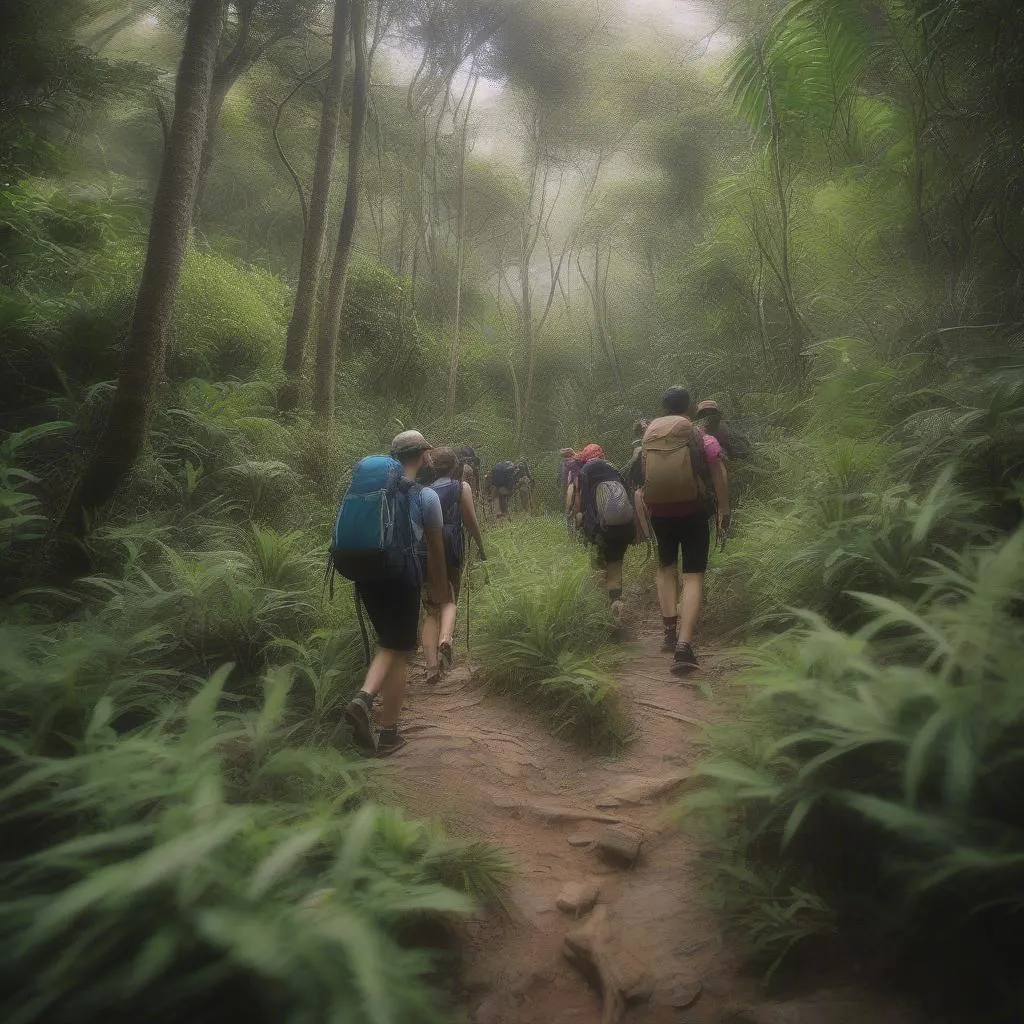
[
  {"xmin": 445, "ymin": 73, "xmax": 478, "ymax": 418},
  {"xmin": 279, "ymin": 0, "xmax": 351, "ymax": 410},
  {"xmin": 192, "ymin": 0, "xmax": 258, "ymax": 224},
  {"xmin": 191, "ymin": 72, "xmax": 234, "ymax": 223},
  {"xmin": 58, "ymin": 0, "xmax": 226, "ymax": 539},
  {"xmin": 516, "ymin": 220, "xmax": 535, "ymax": 453},
  {"xmin": 312, "ymin": 0, "xmax": 368, "ymax": 425},
  {"xmin": 759, "ymin": 41, "xmax": 811, "ymax": 376}
]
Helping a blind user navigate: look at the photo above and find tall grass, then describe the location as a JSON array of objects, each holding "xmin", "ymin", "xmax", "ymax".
[
  {"xmin": 684, "ymin": 528, "xmax": 1024, "ymax": 1006},
  {"xmin": 474, "ymin": 517, "xmax": 630, "ymax": 751},
  {"xmin": 0, "ymin": 667, "xmax": 500, "ymax": 1024}
]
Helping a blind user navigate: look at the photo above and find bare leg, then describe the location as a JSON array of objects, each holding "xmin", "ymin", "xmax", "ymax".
[
  {"xmin": 656, "ymin": 565, "xmax": 679, "ymax": 619},
  {"xmin": 678, "ymin": 572, "xmax": 705, "ymax": 644},
  {"xmin": 361, "ymin": 648, "xmax": 400, "ymax": 697},
  {"xmin": 439, "ymin": 599, "xmax": 458, "ymax": 646},
  {"xmin": 422, "ymin": 609, "xmax": 441, "ymax": 672},
  {"xmin": 379, "ymin": 653, "xmax": 410, "ymax": 728}
]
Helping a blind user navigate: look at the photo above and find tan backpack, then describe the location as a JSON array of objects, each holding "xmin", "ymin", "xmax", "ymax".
[{"xmin": 641, "ymin": 416, "xmax": 705, "ymax": 504}]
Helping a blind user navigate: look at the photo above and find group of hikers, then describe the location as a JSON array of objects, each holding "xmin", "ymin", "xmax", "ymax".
[
  {"xmin": 559, "ymin": 388, "xmax": 731, "ymax": 672},
  {"xmin": 329, "ymin": 385, "xmax": 733, "ymax": 757}
]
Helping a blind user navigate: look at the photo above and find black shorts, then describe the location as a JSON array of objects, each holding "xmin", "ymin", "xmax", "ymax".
[
  {"xmin": 651, "ymin": 514, "xmax": 711, "ymax": 573},
  {"xmin": 355, "ymin": 579, "xmax": 421, "ymax": 652},
  {"xmin": 594, "ymin": 540, "xmax": 628, "ymax": 567}
]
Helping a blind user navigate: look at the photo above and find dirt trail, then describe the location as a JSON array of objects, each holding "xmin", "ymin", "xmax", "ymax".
[{"xmin": 385, "ymin": 621, "xmax": 755, "ymax": 1023}]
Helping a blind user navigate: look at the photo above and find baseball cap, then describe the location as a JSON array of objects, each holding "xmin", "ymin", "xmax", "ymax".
[
  {"xmin": 696, "ymin": 400, "xmax": 721, "ymax": 415},
  {"xmin": 390, "ymin": 429, "xmax": 433, "ymax": 457}
]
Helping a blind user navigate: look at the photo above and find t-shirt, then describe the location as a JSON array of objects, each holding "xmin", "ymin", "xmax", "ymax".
[
  {"xmin": 411, "ymin": 484, "xmax": 442, "ymax": 544},
  {"xmin": 643, "ymin": 429, "xmax": 722, "ymax": 518}
]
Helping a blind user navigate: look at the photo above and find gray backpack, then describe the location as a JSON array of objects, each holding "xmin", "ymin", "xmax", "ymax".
[{"xmin": 595, "ymin": 478, "xmax": 634, "ymax": 528}]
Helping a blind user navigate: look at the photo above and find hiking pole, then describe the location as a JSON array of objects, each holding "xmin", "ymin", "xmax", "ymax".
[{"xmin": 464, "ymin": 546, "xmax": 473, "ymax": 654}]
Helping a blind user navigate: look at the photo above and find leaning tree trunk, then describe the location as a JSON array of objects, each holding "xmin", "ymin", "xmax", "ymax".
[
  {"xmin": 58, "ymin": 0, "xmax": 226, "ymax": 538},
  {"xmin": 279, "ymin": 0, "xmax": 352, "ymax": 410},
  {"xmin": 312, "ymin": 0, "xmax": 368, "ymax": 425},
  {"xmin": 191, "ymin": 0, "xmax": 257, "ymax": 224}
]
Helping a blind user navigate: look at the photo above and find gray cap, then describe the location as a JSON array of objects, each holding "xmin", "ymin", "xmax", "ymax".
[{"xmin": 390, "ymin": 429, "xmax": 433, "ymax": 457}]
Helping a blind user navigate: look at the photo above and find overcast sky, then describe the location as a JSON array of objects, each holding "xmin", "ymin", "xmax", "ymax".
[{"xmin": 388, "ymin": 0, "xmax": 732, "ymax": 105}]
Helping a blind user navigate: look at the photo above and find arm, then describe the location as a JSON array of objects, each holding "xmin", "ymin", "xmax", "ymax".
[
  {"xmin": 711, "ymin": 459, "xmax": 730, "ymax": 529},
  {"xmin": 460, "ymin": 482, "xmax": 485, "ymax": 557},
  {"xmin": 424, "ymin": 523, "xmax": 448, "ymax": 605}
]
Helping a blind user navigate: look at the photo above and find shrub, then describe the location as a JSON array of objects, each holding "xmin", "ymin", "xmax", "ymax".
[
  {"xmin": 164, "ymin": 250, "xmax": 290, "ymax": 381},
  {"xmin": 685, "ymin": 528, "xmax": 1024, "ymax": 996},
  {"xmin": 474, "ymin": 518, "xmax": 630, "ymax": 750},
  {"xmin": 0, "ymin": 667, "xmax": 504, "ymax": 1024}
]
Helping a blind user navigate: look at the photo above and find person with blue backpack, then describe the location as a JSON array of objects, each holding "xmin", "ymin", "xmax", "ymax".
[
  {"xmin": 420, "ymin": 447, "xmax": 486, "ymax": 686},
  {"xmin": 332, "ymin": 430, "xmax": 448, "ymax": 757}
]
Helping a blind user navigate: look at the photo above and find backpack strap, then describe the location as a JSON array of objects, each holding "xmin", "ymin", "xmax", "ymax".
[{"xmin": 353, "ymin": 584, "xmax": 372, "ymax": 665}]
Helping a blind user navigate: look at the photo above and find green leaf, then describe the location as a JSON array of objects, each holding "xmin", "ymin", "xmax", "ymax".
[{"xmin": 248, "ymin": 825, "xmax": 327, "ymax": 901}]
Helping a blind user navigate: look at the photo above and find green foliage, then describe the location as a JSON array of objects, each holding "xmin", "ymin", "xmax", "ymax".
[
  {"xmin": 0, "ymin": 668, "xmax": 494, "ymax": 1024},
  {"xmin": 474, "ymin": 518, "xmax": 630, "ymax": 751},
  {"xmin": 687, "ymin": 529, "xmax": 1024, "ymax": 979},
  {"xmin": 165, "ymin": 250, "xmax": 292, "ymax": 381}
]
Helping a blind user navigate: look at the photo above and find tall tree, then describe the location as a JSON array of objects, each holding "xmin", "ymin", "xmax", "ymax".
[
  {"xmin": 59, "ymin": 0, "xmax": 227, "ymax": 537},
  {"xmin": 192, "ymin": 0, "xmax": 325, "ymax": 222},
  {"xmin": 312, "ymin": 0, "xmax": 368, "ymax": 424},
  {"xmin": 444, "ymin": 69, "xmax": 478, "ymax": 417},
  {"xmin": 279, "ymin": 0, "xmax": 351, "ymax": 409}
]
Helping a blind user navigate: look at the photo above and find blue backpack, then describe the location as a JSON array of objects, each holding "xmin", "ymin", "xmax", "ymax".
[{"xmin": 330, "ymin": 456, "xmax": 422, "ymax": 586}]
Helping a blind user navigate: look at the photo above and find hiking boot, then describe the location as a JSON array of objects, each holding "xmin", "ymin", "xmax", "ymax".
[
  {"xmin": 661, "ymin": 627, "xmax": 677, "ymax": 652},
  {"xmin": 375, "ymin": 730, "xmax": 407, "ymax": 757},
  {"xmin": 673, "ymin": 642, "xmax": 699, "ymax": 674},
  {"xmin": 344, "ymin": 693, "xmax": 376, "ymax": 754}
]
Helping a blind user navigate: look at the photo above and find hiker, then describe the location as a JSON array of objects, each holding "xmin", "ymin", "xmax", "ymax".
[
  {"xmin": 694, "ymin": 400, "xmax": 751, "ymax": 463},
  {"xmin": 573, "ymin": 443, "xmax": 636, "ymax": 622},
  {"xmin": 560, "ymin": 448, "xmax": 583, "ymax": 529},
  {"xmin": 337, "ymin": 430, "xmax": 448, "ymax": 756},
  {"xmin": 487, "ymin": 459, "xmax": 531, "ymax": 518},
  {"xmin": 640, "ymin": 386, "xmax": 730, "ymax": 673},
  {"xmin": 457, "ymin": 444, "xmax": 481, "ymax": 492},
  {"xmin": 421, "ymin": 447, "xmax": 486, "ymax": 686},
  {"xmin": 622, "ymin": 419, "xmax": 651, "ymax": 541},
  {"xmin": 565, "ymin": 443, "xmax": 602, "ymax": 533},
  {"xmin": 515, "ymin": 459, "xmax": 535, "ymax": 514}
]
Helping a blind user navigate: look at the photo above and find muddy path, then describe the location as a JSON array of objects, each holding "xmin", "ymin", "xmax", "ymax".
[{"xmin": 384, "ymin": 620, "xmax": 755, "ymax": 1023}]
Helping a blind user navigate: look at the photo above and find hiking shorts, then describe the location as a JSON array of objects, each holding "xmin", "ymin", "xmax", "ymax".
[
  {"xmin": 594, "ymin": 539, "xmax": 628, "ymax": 568},
  {"xmin": 355, "ymin": 579, "xmax": 421, "ymax": 653},
  {"xmin": 651, "ymin": 514, "xmax": 711, "ymax": 573}
]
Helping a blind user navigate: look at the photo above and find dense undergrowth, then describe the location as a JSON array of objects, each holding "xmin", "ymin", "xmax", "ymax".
[
  {"xmin": 0, "ymin": 201, "xmax": 515, "ymax": 1022},
  {"xmin": 473, "ymin": 517, "xmax": 633, "ymax": 752},
  {"xmin": 688, "ymin": 352, "xmax": 1024, "ymax": 1012},
  {"xmin": 6, "ymin": 0, "xmax": 1024, "ymax": 1018}
]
